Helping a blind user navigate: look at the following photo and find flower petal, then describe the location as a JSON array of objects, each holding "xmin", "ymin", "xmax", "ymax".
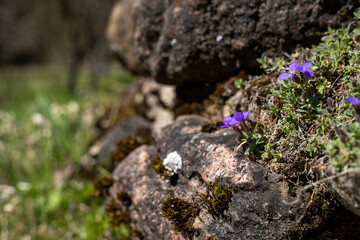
[
  {"xmin": 233, "ymin": 112, "xmax": 244, "ymax": 122},
  {"xmin": 242, "ymin": 111, "xmax": 249, "ymax": 120},
  {"xmin": 222, "ymin": 116, "xmax": 232, "ymax": 124},
  {"xmin": 289, "ymin": 62, "xmax": 303, "ymax": 72},
  {"xmin": 303, "ymin": 62, "xmax": 312, "ymax": 70},
  {"xmin": 345, "ymin": 96, "xmax": 360, "ymax": 105},
  {"xmin": 304, "ymin": 70, "xmax": 314, "ymax": 78},
  {"xmin": 220, "ymin": 124, "xmax": 230, "ymax": 128},
  {"xmin": 229, "ymin": 117, "xmax": 240, "ymax": 125},
  {"xmin": 279, "ymin": 72, "xmax": 290, "ymax": 80}
]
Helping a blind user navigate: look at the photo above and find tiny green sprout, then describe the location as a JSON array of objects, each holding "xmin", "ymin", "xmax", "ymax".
[
  {"xmin": 261, "ymin": 143, "xmax": 282, "ymax": 162},
  {"xmin": 234, "ymin": 78, "xmax": 244, "ymax": 90},
  {"xmin": 241, "ymin": 124, "xmax": 267, "ymax": 159}
]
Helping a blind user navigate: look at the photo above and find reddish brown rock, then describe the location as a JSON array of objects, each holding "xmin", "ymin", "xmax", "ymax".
[
  {"xmin": 107, "ymin": 115, "xmax": 342, "ymax": 239},
  {"xmin": 109, "ymin": 145, "xmax": 187, "ymax": 240}
]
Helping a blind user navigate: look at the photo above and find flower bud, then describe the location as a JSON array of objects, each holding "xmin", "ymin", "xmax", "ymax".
[
  {"xmin": 327, "ymin": 97, "xmax": 334, "ymax": 109},
  {"xmin": 335, "ymin": 126, "xmax": 349, "ymax": 143},
  {"xmin": 350, "ymin": 77, "xmax": 357, "ymax": 88},
  {"xmin": 299, "ymin": 55, "xmax": 305, "ymax": 63},
  {"xmin": 328, "ymin": 130, "xmax": 335, "ymax": 140},
  {"xmin": 245, "ymin": 121, "xmax": 252, "ymax": 130},
  {"xmin": 300, "ymin": 92, "xmax": 306, "ymax": 101},
  {"xmin": 300, "ymin": 72, "xmax": 308, "ymax": 81},
  {"xmin": 232, "ymin": 125, "xmax": 244, "ymax": 137},
  {"xmin": 355, "ymin": 112, "xmax": 360, "ymax": 122},
  {"xmin": 292, "ymin": 75, "xmax": 301, "ymax": 83}
]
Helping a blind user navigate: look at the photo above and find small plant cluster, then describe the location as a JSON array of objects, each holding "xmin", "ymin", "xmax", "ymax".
[
  {"xmin": 256, "ymin": 10, "xmax": 360, "ymax": 172},
  {"xmin": 221, "ymin": 111, "xmax": 267, "ymax": 158},
  {"xmin": 328, "ymin": 96, "xmax": 360, "ymax": 169}
]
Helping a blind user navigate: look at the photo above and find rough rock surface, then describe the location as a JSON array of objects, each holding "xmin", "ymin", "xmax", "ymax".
[
  {"xmin": 107, "ymin": 0, "xmax": 359, "ymax": 85},
  {"xmin": 108, "ymin": 115, "xmax": 329, "ymax": 239},
  {"xmin": 325, "ymin": 166, "xmax": 360, "ymax": 216},
  {"xmin": 81, "ymin": 116, "xmax": 151, "ymax": 172}
]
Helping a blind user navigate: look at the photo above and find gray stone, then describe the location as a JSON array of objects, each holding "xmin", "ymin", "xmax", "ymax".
[
  {"xmin": 107, "ymin": 0, "xmax": 359, "ymax": 85},
  {"xmin": 81, "ymin": 116, "xmax": 151, "ymax": 172}
]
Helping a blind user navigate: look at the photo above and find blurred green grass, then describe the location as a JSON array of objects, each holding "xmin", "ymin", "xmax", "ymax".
[{"xmin": 0, "ymin": 64, "xmax": 132, "ymax": 239}]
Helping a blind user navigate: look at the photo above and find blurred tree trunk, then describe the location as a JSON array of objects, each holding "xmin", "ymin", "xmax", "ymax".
[{"xmin": 59, "ymin": 0, "xmax": 115, "ymax": 92}]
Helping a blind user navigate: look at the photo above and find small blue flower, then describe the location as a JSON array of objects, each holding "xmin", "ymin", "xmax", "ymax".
[
  {"xmin": 279, "ymin": 62, "xmax": 303, "ymax": 80},
  {"xmin": 220, "ymin": 116, "xmax": 235, "ymax": 128},
  {"xmin": 220, "ymin": 111, "xmax": 249, "ymax": 128},
  {"xmin": 345, "ymin": 96, "xmax": 360, "ymax": 105},
  {"xmin": 302, "ymin": 62, "xmax": 314, "ymax": 78},
  {"xmin": 233, "ymin": 111, "xmax": 249, "ymax": 122},
  {"xmin": 279, "ymin": 62, "xmax": 314, "ymax": 80}
]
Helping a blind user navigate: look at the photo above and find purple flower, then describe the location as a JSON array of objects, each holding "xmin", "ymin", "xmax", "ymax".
[
  {"xmin": 346, "ymin": 96, "xmax": 360, "ymax": 122},
  {"xmin": 302, "ymin": 62, "xmax": 314, "ymax": 78},
  {"xmin": 233, "ymin": 111, "xmax": 249, "ymax": 122},
  {"xmin": 279, "ymin": 62, "xmax": 303, "ymax": 80},
  {"xmin": 345, "ymin": 96, "xmax": 360, "ymax": 105},
  {"xmin": 278, "ymin": 62, "xmax": 314, "ymax": 80},
  {"xmin": 220, "ymin": 111, "xmax": 249, "ymax": 128},
  {"xmin": 220, "ymin": 116, "xmax": 236, "ymax": 128}
]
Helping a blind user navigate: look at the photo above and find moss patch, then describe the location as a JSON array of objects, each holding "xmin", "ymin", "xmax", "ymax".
[
  {"xmin": 151, "ymin": 157, "xmax": 168, "ymax": 176},
  {"xmin": 93, "ymin": 176, "xmax": 113, "ymax": 198},
  {"xmin": 151, "ymin": 156, "xmax": 178, "ymax": 185},
  {"xmin": 161, "ymin": 193, "xmax": 199, "ymax": 232},
  {"xmin": 111, "ymin": 129, "xmax": 154, "ymax": 169},
  {"xmin": 105, "ymin": 200, "xmax": 131, "ymax": 227},
  {"xmin": 200, "ymin": 183, "xmax": 233, "ymax": 217}
]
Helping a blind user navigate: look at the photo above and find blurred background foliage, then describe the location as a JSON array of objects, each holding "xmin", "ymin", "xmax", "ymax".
[
  {"xmin": 0, "ymin": 0, "xmax": 134, "ymax": 239},
  {"xmin": 0, "ymin": 0, "xmax": 117, "ymax": 90}
]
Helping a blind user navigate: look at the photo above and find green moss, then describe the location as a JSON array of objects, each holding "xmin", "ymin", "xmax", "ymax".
[
  {"xmin": 151, "ymin": 156, "xmax": 168, "ymax": 177},
  {"xmin": 105, "ymin": 192, "xmax": 137, "ymax": 238},
  {"xmin": 161, "ymin": 193, "xmax": 199, "ymax": 232},
  {"xmin": 105, "ymin": 200, "xmax": 131, "ymax": 227},
  {"xmin": 151, "ymin": 156, "xmax": 179, "ymax": 185},
  {"xmin": 201, "ymin": 183, "xmax": 233, "ymax": 217},
  {"xmin": 93, "ymin": 176, "xmax": 113, "ymax": 198},
  {"xmin": 111, "ymin": 129, "xmax": 154, "ymax": 168}
]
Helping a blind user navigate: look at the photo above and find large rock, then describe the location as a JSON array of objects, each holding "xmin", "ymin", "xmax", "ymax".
[
  {"xmin": 107, "ymin": 0, "xmax": 359, "ymax": 85},
  {"xmin": 107, "ymin": 115, "xmax": 348, "ymax": 239}
]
